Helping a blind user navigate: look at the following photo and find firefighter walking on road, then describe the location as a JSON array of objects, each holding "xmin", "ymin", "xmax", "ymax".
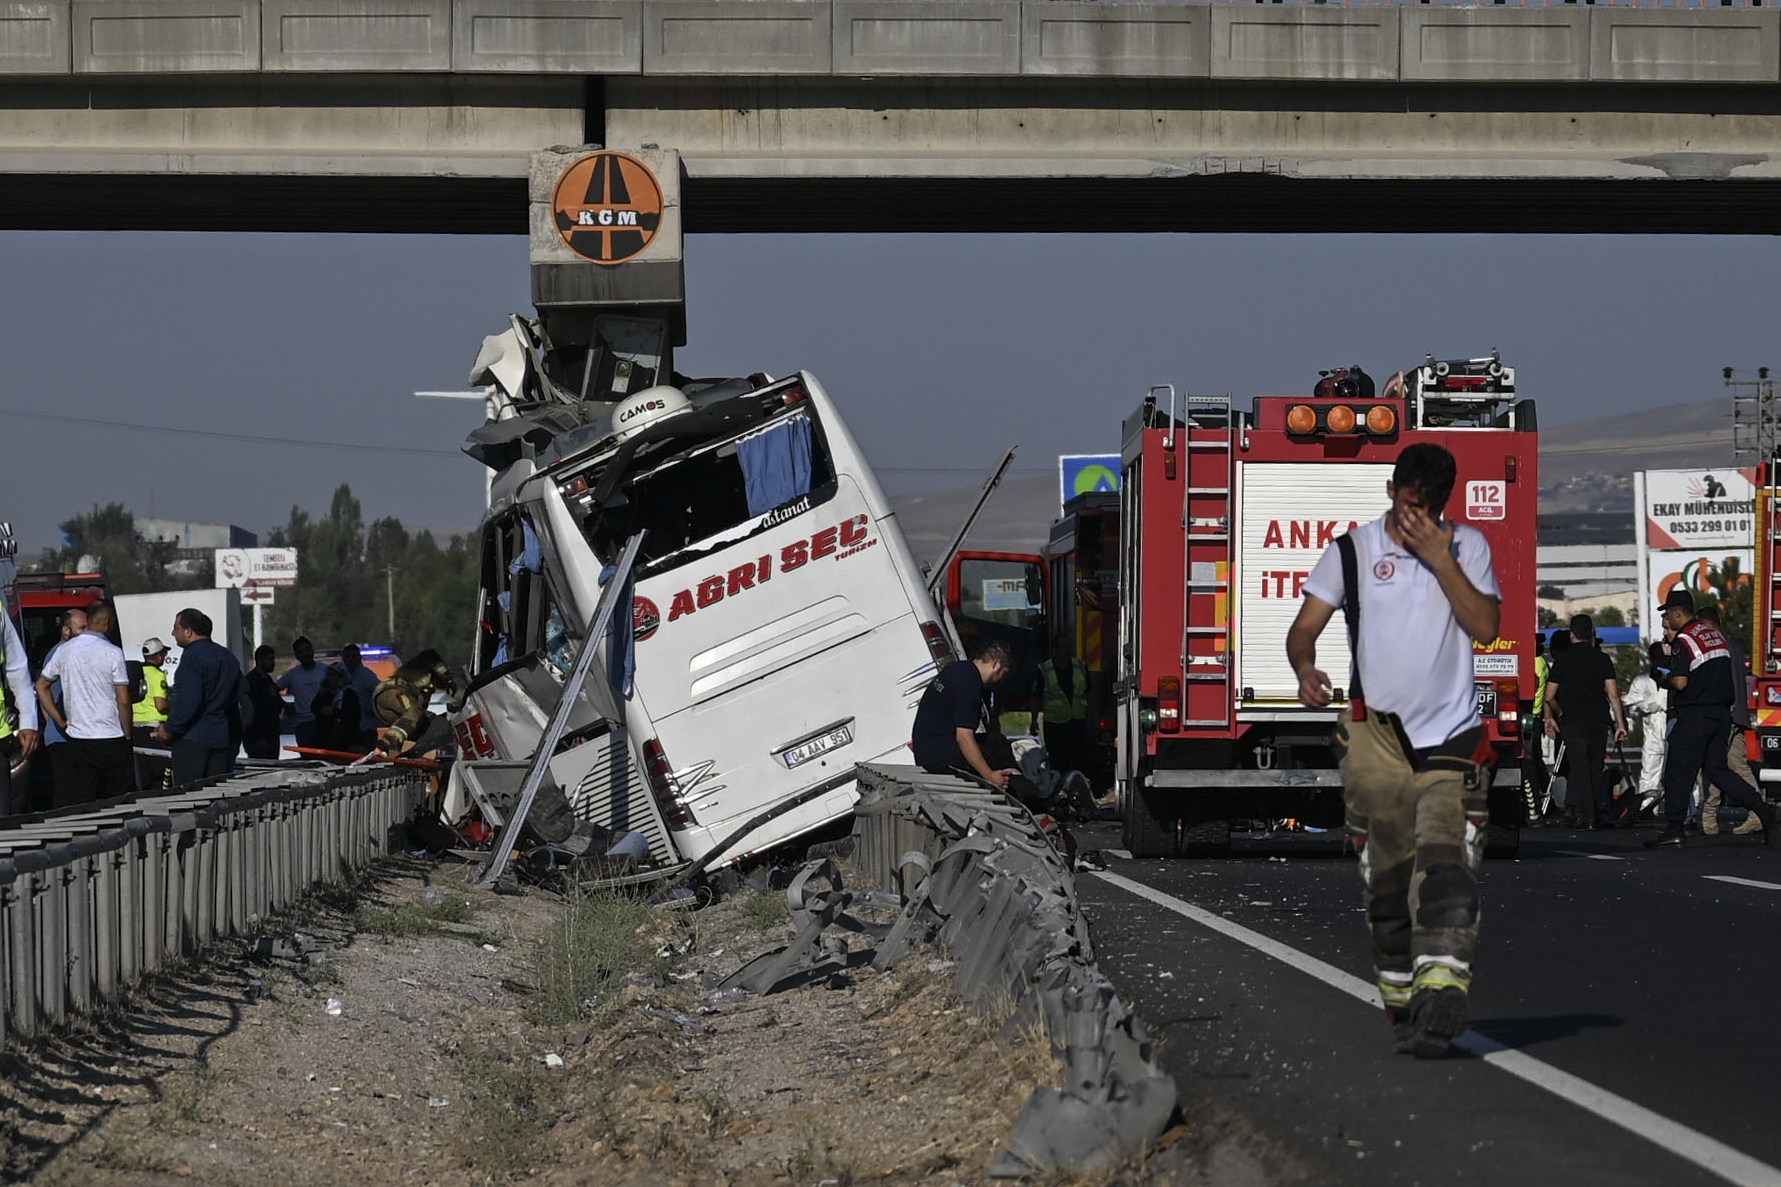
[{"xmin": 1286, "ymin": 444, "xmax": 1502, "ymax": 1059}]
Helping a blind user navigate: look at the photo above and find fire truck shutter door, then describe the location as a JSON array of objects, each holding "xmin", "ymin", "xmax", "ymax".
[{"xmin": 1234, "ymin": 462, "xmax": 1393, "ymax": 704}]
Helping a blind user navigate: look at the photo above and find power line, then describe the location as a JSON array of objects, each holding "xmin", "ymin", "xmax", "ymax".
[
  {"xmin": 0, "ymin": 408, "xmax": 463, "ymax": 458},
  {"xmin": 0, "ymin": 406, "xmax": 1055, "ymax": 476}
]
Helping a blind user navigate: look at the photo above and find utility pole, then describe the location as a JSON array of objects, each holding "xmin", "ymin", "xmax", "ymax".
[
  {"xmin": 1728, "ymin": 366, "xmax": 1777, "ymax": 463},
  {"xmin": 384, "ymin": 565, "xmax": 396, "ymax": 643}
]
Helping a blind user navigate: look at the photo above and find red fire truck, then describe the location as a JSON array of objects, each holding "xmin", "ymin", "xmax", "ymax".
[
  {"xmin": 1116, "ymin": 356, "xmax": 1538, "ymax": 858},
  {"xmin": 1750, "ymin": 466, "xmax": 1781, "ymax": 776}
]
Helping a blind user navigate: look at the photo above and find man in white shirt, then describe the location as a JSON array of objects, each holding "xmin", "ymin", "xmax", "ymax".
[
  {"xmin": 1286, "ymin": 443, "xmax": 1501, "ymax": 1059},
  {"xmin": 35, "ymin": 599, "xmax": 132, "ymax": 807},
  {"xmin": 0, "ymin": 610, "xmax": 42, "ymax": 816}
]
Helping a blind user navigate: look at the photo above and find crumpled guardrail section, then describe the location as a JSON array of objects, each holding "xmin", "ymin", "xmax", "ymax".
[
  {"xmin": 851, "ymin": 763, "xmax": 1177, "ymax": 1177},
  {"xmin": 0, "ymin": 766, "xmax": 425, "ymax": 1045}
]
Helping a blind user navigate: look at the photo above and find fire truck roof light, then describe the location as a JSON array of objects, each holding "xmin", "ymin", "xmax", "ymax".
[
  {"xmin": 1286, "ymin": 405, "xmax": 1317, "ymax": 434},
  {"xmin": 1366, "ymin": 405, "xmax": 1396, "ymax": 434},
  {"xmin": 1325, "ymin": 405, "xmax": 1357, "ymax": 434}
]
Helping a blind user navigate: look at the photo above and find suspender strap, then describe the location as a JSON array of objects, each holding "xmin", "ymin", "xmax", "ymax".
[{"xmin": 1336, "ymin": 533, "xmax": 1364, "ymax": 706}]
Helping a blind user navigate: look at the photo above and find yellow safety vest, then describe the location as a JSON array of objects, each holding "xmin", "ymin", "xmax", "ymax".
[
  {"xmin": 1040, "ymin": 658, "xmax": 1090, "ymax": 724},
  {"xmin": 134, "ymin": 664, "xmax": 169, "ymax": 726}
]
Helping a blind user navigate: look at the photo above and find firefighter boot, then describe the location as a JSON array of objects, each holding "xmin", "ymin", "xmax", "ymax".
[
  {"xmin": 1733, "ymin": 807, "xmax": 1766, "ymax": 836},
  {"xmin": 1404, "ymin": 986, "xmax": 1470, "ymax": 1060},
  {"xmin": 1701, "ymin": 808, "xmax": 1720, "ymax": 836}
]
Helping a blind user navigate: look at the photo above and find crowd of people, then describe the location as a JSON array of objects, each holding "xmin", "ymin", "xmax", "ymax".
[
  {"xmin": 0, "ymin": 600, "xmax": 459, "ymax": 814},
  {"xmin": 1527, "ymin": 596, "xmax": 1774, "ymax": 846}
]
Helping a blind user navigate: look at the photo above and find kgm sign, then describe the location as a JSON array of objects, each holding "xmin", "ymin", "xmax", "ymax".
[{"xmin": 551, "ymin": 151, "xmax": 664, "ymax": 265}]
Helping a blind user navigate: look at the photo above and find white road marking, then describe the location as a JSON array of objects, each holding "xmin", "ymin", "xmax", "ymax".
[
  {"xmin": 1104, "ymin": 849, "xmax": 1133, "ymax": 861},
  {"xmin": 1553, "ymin": 849, "xmax": 1626, "ymax": 861},
  {"xmin": 1704, "ymin": 875, "xmax": 1781, "ymax": 892},
  {"xmin": 1092, "ymin": 869, "xmax": 1781, "ymax": 1187}
]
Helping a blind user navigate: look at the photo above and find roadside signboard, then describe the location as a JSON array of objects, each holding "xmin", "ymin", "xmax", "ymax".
[
  {"xmin": 1059, "ymin": 454, "xmax": 1120, "ymax": 512},
  {"xmin": 216, "ymin": 547, "xmax": 298, "ymax": 589},
  {"xmin": 1641, "ymin": 468, "xmax": 1757, "ymax": 551},
  {"xmin": 240, "ymin": 586, "xmax": 276, "ymax": 605}
]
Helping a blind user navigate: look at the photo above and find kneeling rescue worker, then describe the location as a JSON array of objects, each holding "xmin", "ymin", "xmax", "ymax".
[
  {"xmin": 1286, "ymin": 443, "xmax": 1501, "ymax": 1058},
  {"xmin": 374, "ymin": 649, "xmax": 459, "ymax": 757}
]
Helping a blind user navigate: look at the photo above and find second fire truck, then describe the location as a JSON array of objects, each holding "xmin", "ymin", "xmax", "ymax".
[{"xmin": 1116, "ymin": 356, "xmax": 1538, "ymax": 858}]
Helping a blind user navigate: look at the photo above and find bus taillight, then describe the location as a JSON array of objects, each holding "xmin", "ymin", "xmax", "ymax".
[
  {"xmin": 643, "ymin": 738, "xmax": 696, "ymax": 829},
  {"xmin": 919, "ymin": 621, "xmax": 955, "ymax": 664},
  {"xmin": 1158, "ymin": 677, "xmax": 1182, "ymax": 733}
]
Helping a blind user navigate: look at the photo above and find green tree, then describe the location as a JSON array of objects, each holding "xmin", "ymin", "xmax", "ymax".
[
  {"xmin": 39, "ymin": 503, "xmax": 211, "ymax": 594},
  {"xmin": 1593, "ymin": 605, "xmax": 1625, "ymax": 628},
  {"xmin": 264, "ymin": 485, "xmax": 478, "ymax": 672}
]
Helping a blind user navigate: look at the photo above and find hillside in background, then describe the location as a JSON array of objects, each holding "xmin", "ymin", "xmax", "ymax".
[
  {"xmin": 1538, "ymin": 394, "xmax": 1737, "ymax": 514},
  {"xmin": 889, "ymin": 395, "xmax": 1745, "ymax": 565}
]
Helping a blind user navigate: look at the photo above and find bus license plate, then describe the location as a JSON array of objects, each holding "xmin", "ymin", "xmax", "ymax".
[{"xmin": 781, "ymin": 725, "xmax": 853, "ymax": 768}]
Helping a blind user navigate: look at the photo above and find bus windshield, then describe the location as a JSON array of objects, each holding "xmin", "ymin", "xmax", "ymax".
[{"xmin": 564, "ymin": 391, "xmax": 837, "ymax": 576}]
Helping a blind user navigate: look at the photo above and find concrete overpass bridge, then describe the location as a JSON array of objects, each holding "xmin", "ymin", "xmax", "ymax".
[{"xmin": 3, "ymin": 0, "xmax": 1781, "ymax": 233}]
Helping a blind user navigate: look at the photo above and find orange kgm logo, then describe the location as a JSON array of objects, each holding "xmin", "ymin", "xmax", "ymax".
[{"xmin": 551, "ymin": 151, "xmax": 664, "ymax": 265}]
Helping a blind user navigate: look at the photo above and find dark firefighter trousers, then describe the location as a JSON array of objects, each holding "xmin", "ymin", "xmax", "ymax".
[{"xmin": 1336, "ymin": 707, "xmax": 1489, "ymax": 1016}]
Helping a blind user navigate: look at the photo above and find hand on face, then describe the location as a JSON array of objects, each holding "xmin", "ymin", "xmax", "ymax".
[{"xmin": 1395, "ymin": 500, "xmax": 1454, "ymax": 566}]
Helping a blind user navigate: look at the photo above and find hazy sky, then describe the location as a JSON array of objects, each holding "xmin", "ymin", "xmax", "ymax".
[{"xmin": 0, "ymin": 231, "xmax": 1772, "ymax": 555}]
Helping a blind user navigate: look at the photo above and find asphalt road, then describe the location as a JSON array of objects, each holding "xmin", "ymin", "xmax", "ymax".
[{"xmin": 1073, "ymin": 819, "xmax": 1781, "ymax": 1187}]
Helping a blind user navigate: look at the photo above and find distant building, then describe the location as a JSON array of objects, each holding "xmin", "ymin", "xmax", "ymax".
[
  {"xmin": 1536, "ymin": 512, "xmax": 1638, "ymax": 619},
  {"xmin": 137, "ymin": 520, "xmax": 257, "ymax": 578}
]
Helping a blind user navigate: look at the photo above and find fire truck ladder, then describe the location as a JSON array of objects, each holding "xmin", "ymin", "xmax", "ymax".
[{"xmin": 1179, "ymin": 392, "xmax": 1237, "ymax": 729}]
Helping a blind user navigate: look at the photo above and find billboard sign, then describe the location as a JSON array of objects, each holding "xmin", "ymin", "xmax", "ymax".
[
  {"xmin": 1059, "ymin": 454, "xmax": 1120, "ymax": 511},
  {"xmin": 1647, "ymin": 550, "xmax": 1754, "ymax": 612},
  {"xmin": 216, "ymin": 547, "xmax": 299, "ymax": 589},
  {"xmin": 1642, "ymin": 468, "xmax": 1757, "ymax": 551}
]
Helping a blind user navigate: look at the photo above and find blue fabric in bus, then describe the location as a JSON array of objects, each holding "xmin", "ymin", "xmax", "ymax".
[
  {"xmin": 508, "ymin": 520, "xmax": 544, "ymax": 576},
  {"xmin": 739, "ymin": 417, "xmax": 813, "ymax": 516},
  {"xmin": 600, "ymin": 564, "xmax": 635, "ymax": 699}
]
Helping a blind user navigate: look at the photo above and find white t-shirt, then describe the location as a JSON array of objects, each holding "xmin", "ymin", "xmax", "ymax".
[
  {"xmin": 40, "ymin": 631, "xmax": 130, "ymax": 740},
  {"xmin": 1301, "ymin": 513, "xmax": 1499, "ymax": 750}
]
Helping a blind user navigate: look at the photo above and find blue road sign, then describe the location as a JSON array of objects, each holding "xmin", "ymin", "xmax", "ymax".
[{"xmin": 1059, "ymin": 454, "xmax": 1120, "ymax": 509}]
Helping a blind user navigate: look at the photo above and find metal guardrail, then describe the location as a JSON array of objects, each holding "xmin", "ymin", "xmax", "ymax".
[
  {"xmin": 0, "ymin": 766, "xmax": 425, "ymax": 1044},
  {"xmin": 1224, "ymin": 1, "xmax": 1767, "ymax": 7},
  {"xmin": 851, "ymin": 764, "xmax": 1177, "ymax": 1176}
]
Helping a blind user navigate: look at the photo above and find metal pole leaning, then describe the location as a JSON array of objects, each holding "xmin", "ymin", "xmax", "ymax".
[{"xmin": 479, "ymin": 531, "xmax": 645, "ymax": 887}]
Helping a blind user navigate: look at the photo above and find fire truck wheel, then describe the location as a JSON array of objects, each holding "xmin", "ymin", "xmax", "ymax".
[
  {"xmin": 1483, "ymin": 823, "xmax": 1520, "ymax": 860},
  {"xmin": 1122, "ymin": 786, "xmax": 1179, "ymax": 859},
  {"xmin": 1181, "ymin": 818, "xmax": 1232, "ymax": 857}
]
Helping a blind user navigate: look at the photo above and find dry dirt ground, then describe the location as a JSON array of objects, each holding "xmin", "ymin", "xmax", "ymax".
[{"xmin": 0, "ymin": 854, "xmax": 1298, "ymax": 1187}]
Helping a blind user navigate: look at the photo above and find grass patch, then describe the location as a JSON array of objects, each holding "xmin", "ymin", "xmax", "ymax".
[
  {"xmin": 739, "ymin": 890, "xmax": 788, "ymax": 931},
  {"xmin": 355, "ymin": 894, "xmax": 477, "ymax": 939},
  {"xmin": 453, "ymin": 1041, "xmax": 562, "ymax": 1180},
  {"xmin": 150, "ymin": 1050, "xmax": 218, "ymax": 1130},
  {"xmin": 525, "ymin": 888, "xmax": 686, "ymax": 1028},
  {"xmin": 79, "ymin": 1132, "xmax": 172, "ymax": 1175}
]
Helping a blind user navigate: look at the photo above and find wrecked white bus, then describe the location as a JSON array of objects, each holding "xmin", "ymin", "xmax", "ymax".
[{"xmin": 450, "ymin": 368, "xmax": 954, "ymax": 876}]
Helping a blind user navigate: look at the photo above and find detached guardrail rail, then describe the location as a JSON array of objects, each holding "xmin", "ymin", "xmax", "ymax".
[
  {"xmin": 0, "ymin": 766, "xmax": 425, "ymax": 1044},
  {"xmin": 850, "ymin": 764, "xmax": 1178, "ymax": 1177}
]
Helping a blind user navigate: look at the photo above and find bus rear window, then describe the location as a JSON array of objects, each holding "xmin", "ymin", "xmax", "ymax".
[{"xmin": 572, "ymin": 405, "xmax": 836, "ymax": 573}]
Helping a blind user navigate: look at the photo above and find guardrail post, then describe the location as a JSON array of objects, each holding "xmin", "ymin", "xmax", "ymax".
[{"xmin": 40, "ymin": 864, "xmax": 67, "ymax": 1030}]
